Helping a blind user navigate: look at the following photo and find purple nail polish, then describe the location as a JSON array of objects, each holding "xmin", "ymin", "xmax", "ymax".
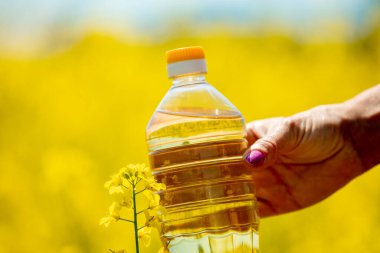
[{"xmin": 245, "ymin": 150, "xmax": 266, "ymax": 166}]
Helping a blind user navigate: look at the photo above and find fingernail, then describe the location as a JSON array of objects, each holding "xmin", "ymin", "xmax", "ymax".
[{"xmin": 245, "ymin": 150, "xmax": 266, "ymax": 167}]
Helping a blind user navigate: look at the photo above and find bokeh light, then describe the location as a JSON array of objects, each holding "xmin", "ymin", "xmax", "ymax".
[{"xmin": 0, "ymin": 1, "xmax": 379, "ymax": 252}]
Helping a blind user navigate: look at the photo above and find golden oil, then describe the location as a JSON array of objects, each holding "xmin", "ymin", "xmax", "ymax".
[{"xmin": 147, "ymin": 110, "xmax": 259, "ymax": 253}]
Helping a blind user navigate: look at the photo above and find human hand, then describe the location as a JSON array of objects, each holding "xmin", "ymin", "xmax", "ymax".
[{"xmin": 244, "ymin": 104, "xmax": 364, "ymax": 217}]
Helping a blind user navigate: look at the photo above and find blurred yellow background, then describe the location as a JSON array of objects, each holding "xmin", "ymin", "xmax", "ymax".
[{"xmin": 1, "ymin": 1, "xmax": 380, "ymax": 252}]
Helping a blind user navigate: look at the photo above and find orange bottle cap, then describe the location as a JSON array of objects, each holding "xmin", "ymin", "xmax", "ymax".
[
  {"xmin": 166, "ymin": 46, "xmax": 205, "ymax": 64},
  {"xmin": 166, "ymin": 46, "xmax": 208, "ymax": 78}
]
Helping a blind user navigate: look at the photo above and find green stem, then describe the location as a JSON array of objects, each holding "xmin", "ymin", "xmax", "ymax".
[
  {"xmin": 119, "ymin": 218, "xmax": 134, "ymax": 223},
  {"xmin": 137, "ymin": 208, "xmax": 148, "ymax": 215},
  {"xmin": 136, "ymin": 188, "xmax": 146, "ymax": 195},
  {"xmin": 122, "ymin": 184, "xmax": 130, "ymax": 190},
  {"xmin": 132, "ymin": 183, "xmax": 140, "ymax": 253}
]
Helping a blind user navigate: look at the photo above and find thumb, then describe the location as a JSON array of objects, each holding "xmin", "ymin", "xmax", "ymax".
[{"xmin": 244, "ymin": 122, "xmax": 294, "ymax": 168}]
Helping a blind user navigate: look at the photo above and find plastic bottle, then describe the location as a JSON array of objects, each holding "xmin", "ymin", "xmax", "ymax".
[{"xmin": 146, "ymin": 46, "xmax": 259, "ymax": 253}]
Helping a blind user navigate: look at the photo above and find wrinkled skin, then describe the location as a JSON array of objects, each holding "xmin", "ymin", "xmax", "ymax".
[{"xmin": 245, "ymin": 105, "xmax": 364, "ymax": 218}]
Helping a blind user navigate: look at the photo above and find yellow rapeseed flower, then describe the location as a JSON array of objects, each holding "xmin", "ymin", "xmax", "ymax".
[
  {"xmin": 109, "ymin": 185, "xmax": 125, "ymax": 195},
  {"xmin": 101, "ymin": 163, "xmax": 167, "ymax": 251},
  {"xmin": 143, "ymin": 190, "xmax": 160, "ymax": 208},
  {"xmin": 99, "ymin": 216, "xmax": 116, "ymax": 227},
  {"xmin": 123, "ymin": 164, "xmax": 142, "ymax": 180},
  {"xmin": 124, "ymin": 163, "xmax": 151, "ymax": 183},
  {"xmin": 157, "ymin": 247, "xmax": 170, "ymax": 253},
  {"xmin": 143, "ymin": 176, "xmax": 166, "ymax": 191},
  {"xmin": 99, "ymin": 202, "xmax": 121, "ymax": 227},
  {"xmin": 118, "ymin": 194, "xmax": 132, "ymax": 209},
  {"xmin": 138, "ymin": 226, "xmax": 152, "ymax": 247},
  {"xmin": 104, "ymin": 170, "xmax": 126, "ymax": 195},
  {"xmin": 109, "ymin": 202, "xmax": 121, "ymax": 218},
  {"xmin": 109, "ymin": 249, "xmax": 126, "ymax": 253}
]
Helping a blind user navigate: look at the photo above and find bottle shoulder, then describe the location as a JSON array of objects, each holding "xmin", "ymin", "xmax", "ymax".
[
  {"xmin": 154, "ymin": 82, "xmax": 243, "ymax": 119},
  {"xmin": 145, "ymin": 78, "xmax": 246, "ymax": 152}
]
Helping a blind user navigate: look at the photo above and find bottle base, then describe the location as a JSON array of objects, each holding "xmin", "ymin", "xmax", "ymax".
[{"xmin": 166, "ymin": 229, "xmax": 259, "ymax": 253}]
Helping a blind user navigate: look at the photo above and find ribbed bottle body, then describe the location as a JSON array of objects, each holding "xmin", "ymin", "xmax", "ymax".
[{"xmin": 146, "ymin": 82, "xmax": 259, "ymax": 252}]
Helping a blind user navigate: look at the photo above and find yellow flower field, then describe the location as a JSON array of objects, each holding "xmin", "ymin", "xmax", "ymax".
[{"xmin": 0, "ymin": 27, "xmax": 379, "ymax": 252}]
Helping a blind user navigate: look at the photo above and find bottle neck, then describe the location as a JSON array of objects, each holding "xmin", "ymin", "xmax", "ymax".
[{"xmin": 171, "ymin": 74, "xmax": 206, "ymax": 87}]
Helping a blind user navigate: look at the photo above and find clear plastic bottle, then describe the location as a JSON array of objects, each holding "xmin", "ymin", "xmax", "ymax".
[{"xmin": 146, "ymin": 47, "xmax": 259, "ymax": 253}]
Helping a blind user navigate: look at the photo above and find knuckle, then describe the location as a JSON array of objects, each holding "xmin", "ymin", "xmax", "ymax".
[
  {"xmin": 257, "ymin": 137, "xmax": 278, "ymax": 153},
  {"xmin": 283, "ymin": 117, "xmax": 298, "ymax": 130}
]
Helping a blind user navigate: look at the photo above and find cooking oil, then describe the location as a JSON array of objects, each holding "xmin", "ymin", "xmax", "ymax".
[{"xmin": 146, "ymin": 47, "xmax": 259, "ymax": 253}]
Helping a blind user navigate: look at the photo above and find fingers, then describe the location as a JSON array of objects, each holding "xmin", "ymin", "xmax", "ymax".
[
  {"xmin": 257, "ymin": 197, "xmax": 277, "ymax": 218},
  {"xmin": 244, "ymin": 119, "xmax": 296, "ymax": 169},
  {"xmin": 253, "ymin": 166, "xmax": 304, "ymax": 218},
  {"xmin": 246, "ymin": 117, "xmax": 285, "ymax": 144}
]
